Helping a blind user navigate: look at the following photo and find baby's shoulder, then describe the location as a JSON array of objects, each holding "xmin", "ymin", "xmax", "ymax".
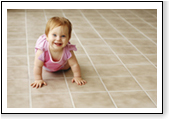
[{"xmin": 35, "ymin": 34, "xmax": 48, "ymax": 52}]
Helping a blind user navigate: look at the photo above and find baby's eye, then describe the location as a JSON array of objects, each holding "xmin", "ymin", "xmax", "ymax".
[
  {"xmin": 61, "ymin": 35, "xmax": 65, "ymax": 37},
  {"xmin": 53, "ymin": 34, "xmax": 56, "ymax": 37}
]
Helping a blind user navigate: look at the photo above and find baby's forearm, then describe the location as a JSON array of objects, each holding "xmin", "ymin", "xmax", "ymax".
[
  {"xmin": 34, "ymin": 66, "xmax": 43, "ymax": 80},
  {"xmin": 71, "ymin": 64, "xmax": 81, "ymax": 78}
]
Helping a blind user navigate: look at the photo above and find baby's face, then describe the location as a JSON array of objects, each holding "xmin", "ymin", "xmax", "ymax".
[{"xmin": 46, "ymin": 25, "xmax": 70, "ymax": 51}]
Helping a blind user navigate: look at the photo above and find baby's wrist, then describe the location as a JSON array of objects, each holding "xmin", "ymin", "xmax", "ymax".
[{"xmin": 74, "ymin": 76, "xmax": 81, "ymax": 78}]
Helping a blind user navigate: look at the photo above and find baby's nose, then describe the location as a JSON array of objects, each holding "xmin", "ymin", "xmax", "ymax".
[{"xmin": 56, "ymin": 36, "xmax": 61, "ymax": 40}]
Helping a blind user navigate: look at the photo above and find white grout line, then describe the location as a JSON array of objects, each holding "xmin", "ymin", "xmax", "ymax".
[
  {"xmin": 69, "ymin": 11, "xmax": 118, "ymax": 108},
  {"xmin": 112, "ymin": 11, "xmax": 157, "ymax": 46},
  {"xmin": 7, "ymin": 53, "xmax": 157, "ymax": 57},
  {"xmin": 62, "ymin": 71, "xmax": 76, "ymax": 108},
  {"xmin": 7, "ymin": 45, "xmax": 157, "ymax": 48},
  {"xmin": 25, "ymin": 9, "xmax": 32, "ymax": 108},
  {"xmin": 81, "ymin": 10, "xmax": 157, "ymax": 107},
  {"xmin": 74, "ymin": 32, "xmax": 119, "ymax": 108},
  {"xmin": 60, "ymin": 10, "xmax": 78, "ymax": 108},
  {"xmin": 63, "ymin": 11, "xmax": 118, "ymax": 108},
  {"xmin": 43, "ymin": 9, "xmax": 48, "ymax": 22},
  {"xmin": 128, "ymin": 10, "xmax": 157, "ymax": 29},
  {"xmin": 43, "ymin": 9, "xmax": 76, "ymax": 108},
  {"xmin": 7, "ymin": 89, "xmax": 157, "ymax": 95},
  {"xmin": 96, "ymin": 11, "xmax": 157, "ymax": 69}
]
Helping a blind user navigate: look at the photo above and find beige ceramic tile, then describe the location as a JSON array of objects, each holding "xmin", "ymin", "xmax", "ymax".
[
  {"xmin": 7, "ymin": 47, "xmax": 27, "ymax": 56},
  {"xmin": 80, "ymin": 9, "xmax": 98, "ymax": 13},
  {"xmin": 84, "ymin": 46, "xmax": 113, "ymax": 54},
  {"xmin": 7, "ymin": 56, "xmax": 27, "ymax": 66},
  {"xmin": 29, "ymin": 55, "xmax": 35, "ymax": 66},
  {"xmin": 136, "ymin": 46, "xmax": 157, "ymax": 54},
  {"xmin": 7, "ymin": 67, "xmax": 28, "ymax": 80},
  {"xmin": 117, "ymin": 27, "xmax": 137, "ymax": 34},
  {"xmin": 126, "ymin": 65, "xmax": 157, "ymax": 76},
  {"xmin": 145, "ymin": 54, "xmax": 157, "ymax": 65},
  {"xmin": 99, "ymin": 32, "xmax": 123, "ymax": 38},
  {"xmin": 131, "ymin": 23, "xmax": 150, "ymax": 28},
  {"xmin": 111, "ymin": 22, "xmax": 132, "ymax": 28},
  {"xmin": 76, "ymin": 32, "xmax": 100, "ymax": 38},
  {"xmin": 44, "ymin": 9, "xmax": 62, "ymax": 13},
  {"xmin": 105, "ymin": 39, "xmax": 132, "ymax": 46},
  {"xmin": 7, "ymin": 95, "xmax": 29, "ymax": 108},
  {"xmin": 7, "ymin": 80, "xmax": 29, "ymax": 95},
  {"xmin": 118, "ymin": 55, "xmax": 150, "ymax": 65},
  {"xmin": 29, "ymin": 66, "xmax": 64, "ymax": 79},
  {"xmin": 135, "ymin": 76, "xmax": 157, "ymax": 90},
  {"xmin": 122, "ymin": 33, "xmax": 147, "ymax": 39},
  {"xmin": 124, "ymin": 18, "xmax": 143, "ymax": 23},
  {"xmin": 73, "ymin": 22, "xmax": 92, "ymax": 28},
  {"xmin": 32, "ymin": 93, "xmax": 73, "ymax": 108},
  {"xmin": 64, "ymin": 65, "xmax": 98, "ymax": 77},
  {"xmin": 66, "ymin": 77, "xmax": 106, "ymax": 92},
  {"xmin": 72, "ymin": 92, "xmax": 116, "ymax": 108},
  {"xmin": 7, "ymin": 20, "xmax": 25, "ymax": 26},
  {"xmin": 27, "ymin": 20, "xmax": 46, "ymax": 27},
  {"xmin": 8, "ymin": 9, "xmax": 25, "ymax": 12},
  {"xmin": 74, "ymin": 27, "xmax": 94, "ymax": 33},
  {"xmin": 129, "ymin": 39, "xmax": 156, "ymax": 46},
  {"xmin": 137, "ymin": 27, "xmax": 156, "ymax": 33},
  {"xmin": 144, "ymin": 32, "xmax": 157, "ymax": 39},
  {"xmin": 27, "ymin": 26, "xmax": 46, "ymax": 35},
  {"xmin": 147, "ymin": 91, "xmax": 157, "ymax": 104},
  {"xmin": 27, "ymin": 32, "xmax": 45, "ymax": 40},
  {"xmin": 95, "ymin": 65, "xmax": 131, "ymax": 77},
  {"xmin": 27, "ymin": 9, "xmax": 44, "ymax": 12},
  {"xmin": 76, "ymin": 54, "xmax": 91, "ymax": 65},
  {"xmin": 7, "ymin": 9, "xmax": 158, "ymax": 109},
  {"xmin": 31, "ymin": 77, "xmax": 68, "ymax": 94},
  {"xmin": 7, "ymin": 40, "xmax": 26, "ymax": 47},
  {"xmin": 7, "ymin": 32, "xmax": 26, "ymax": 40},
  {"xmin": 89, "ymin": 54, "xmax": 121, "ymax": 65},
  {"xmin": 102, "ymin": 76, "xmax": 141, "ymax": 91},
  {"xmin": 28, "ymin": 40, "xmax": 37, "ymax": 47},
  {"xmin": 94, "ymin": 26, "xmax": 117, "ymax": 32},
  {"xmin": 110, "ymin": 91, "xmax": 156, "ymax": 108},
  {"xmin": 111, "ymin": 46, "xmax": 140, "ymax": 54},
  {"xmin": 73, "ymin": 46, "xmax": 86, "ymax": 55},
  {"xmin": 7, "ymin": 26, "xmax": 25, "ymax": 32},
  {"xmin": 8, "ymin": 13, "xmax": 24, "ymax": 18},
  {"xmin": 80, "ymin": 38, "xmax": 107, "ymax": 46}
]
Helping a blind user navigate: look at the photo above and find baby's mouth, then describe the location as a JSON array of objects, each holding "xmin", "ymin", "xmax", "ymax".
[{"xmin": 54, "ymin": 43, "xmax": 62, "ymax": 46}]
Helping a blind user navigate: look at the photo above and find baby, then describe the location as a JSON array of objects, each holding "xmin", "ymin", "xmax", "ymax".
[{"xmin": 31, "ymin": 17, "xmax": 87, "ymax": 89}]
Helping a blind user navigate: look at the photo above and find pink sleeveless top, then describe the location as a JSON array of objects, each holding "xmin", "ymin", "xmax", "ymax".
[{"xmin": 35, "ymin": 34, "xmax": 77, "ymax": 72}]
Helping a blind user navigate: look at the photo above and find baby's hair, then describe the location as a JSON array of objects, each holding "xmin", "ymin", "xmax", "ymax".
[{"xmin": 45, "ymin": 16, "xmax": 72, "ymax": 38}]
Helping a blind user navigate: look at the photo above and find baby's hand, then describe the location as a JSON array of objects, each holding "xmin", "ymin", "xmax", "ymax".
[
  {"xmin": 31, "ymin": 80, "xmax": 47, "ymax": 89},
  {"xmin": 72, "ymin": 77, "xmax": 87, "ymax": 85}
]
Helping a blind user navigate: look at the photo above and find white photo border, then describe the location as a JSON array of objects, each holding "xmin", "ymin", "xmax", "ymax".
[{"xmin": 1, "ymin": 1, "xmax": 163, "ymax": 114}]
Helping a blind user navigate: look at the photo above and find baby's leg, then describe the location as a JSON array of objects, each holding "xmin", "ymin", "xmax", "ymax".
[{"xmin": 61, "ymin": 62, "xmax": 70, "ymax": 70}]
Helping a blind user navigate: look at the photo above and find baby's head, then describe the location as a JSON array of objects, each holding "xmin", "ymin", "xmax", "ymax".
[{"xmin": 45, "ymin": 17, "xmax": 72, "ymax": 39}]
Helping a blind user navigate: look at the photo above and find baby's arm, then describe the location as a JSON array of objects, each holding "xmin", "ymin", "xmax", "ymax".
[
  {"xmin": 68, "ymin": 51, "xmax": 87, "ymax": 85},
  {"xmin": 31, "ymin": 49, "xmax": 47, "ymax": 88}
]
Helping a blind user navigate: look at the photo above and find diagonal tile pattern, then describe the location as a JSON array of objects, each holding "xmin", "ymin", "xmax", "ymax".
[{"xmin": 7, "ymin": 9, "xmax": 157, "ymax": 108}]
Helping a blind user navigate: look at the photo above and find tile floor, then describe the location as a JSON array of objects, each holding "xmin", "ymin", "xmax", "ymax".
[{"xmin": 7, "ymin": 9, "xmax": 157, "ymax": 108}]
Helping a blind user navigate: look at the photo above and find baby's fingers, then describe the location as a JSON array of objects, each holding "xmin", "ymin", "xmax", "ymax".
[
  {"xmin": 83, "ymin": 80, "xmax": 87, "ymax": 84},
  {"xmin": 43, "ymin": 82, "xmax": 47, "ymax": 86},
  {"xmin": 36, "ymin": 84, "xmax": 40, "ymax": 89},
  {"xmin": 32, "ymin": 83, "xmax": 37, "ymax": 88},
  {"xmin": 72, "ymin": 79, "xmax": 75, "ymax": 83}
]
